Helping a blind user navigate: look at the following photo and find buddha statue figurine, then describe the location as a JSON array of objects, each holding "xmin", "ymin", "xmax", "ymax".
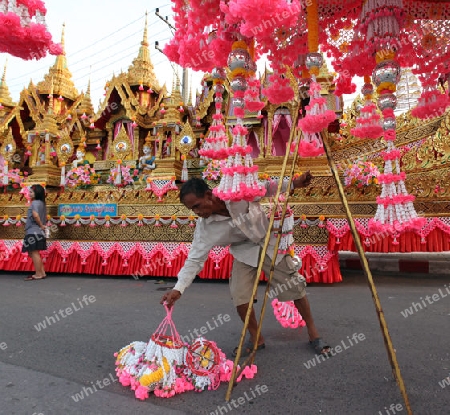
[
  {"xmin": 72, "ymin": 145, "xmax": 90, "ymax": 169},
  {"xmin": 37, "ymin": 142, "xmax": 46, "ymax": 166},
  {"xmin": 139, "ymin": 139, "xmax": 156, "ymax": 175}
]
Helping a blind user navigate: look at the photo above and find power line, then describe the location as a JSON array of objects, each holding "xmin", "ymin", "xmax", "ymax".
[
  {"xmin": 7, "ymin": 27, "xmax": 170, "ymax": 89},
  {"xmin": 70, "ymin": 32, "xmax": 170, "ymax": 79},
  {"xmin": 72, "ymin": 37, "xmax": 171, "ymax": 83},
  {"xmin": 5, "ymin": 12, "xmax": 168, "ymax": 84},
  {"xmin": 69, "ymin": 15, "xmax": 145, "ymax": 59}
]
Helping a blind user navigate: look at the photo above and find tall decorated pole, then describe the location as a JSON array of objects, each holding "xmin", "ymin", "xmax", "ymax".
[
  {"xmin": 357, "ymin": 0, "xmax": 426, "ymax": 236},
  {"xmin": 296, "ymin": 0, "xmax": 335, "ymax": 156}
]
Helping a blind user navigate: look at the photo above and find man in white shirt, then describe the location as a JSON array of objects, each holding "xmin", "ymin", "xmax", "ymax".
[{"xmin": 161, "ymin": 174, "xmax": 331, "ymax": 356}]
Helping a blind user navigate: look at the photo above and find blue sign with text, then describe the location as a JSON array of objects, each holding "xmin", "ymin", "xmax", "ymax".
[{"xmin": 58, "ymin": 203, "xmax": 118, "ymax": 217}]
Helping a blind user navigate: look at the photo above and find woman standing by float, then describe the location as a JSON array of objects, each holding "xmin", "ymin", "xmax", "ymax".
[{"xmin": 22, "ymin": 184, "xmax": 48, "ymax": 281}]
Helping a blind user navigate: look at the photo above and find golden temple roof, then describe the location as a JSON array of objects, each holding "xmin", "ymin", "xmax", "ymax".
[
  {"xmin": 127, "ymin": 12, "xmax": 160, "ymax": 91},
  {"xmin": 36, "ymin": 24, "xmax": 79, "ymax": 101},
  {"xmin": 0, "ymin": 61, "xmax": 15, "ymax": 107}
]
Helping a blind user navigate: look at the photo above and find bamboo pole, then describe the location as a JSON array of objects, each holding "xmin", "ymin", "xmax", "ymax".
[
  {"xmin": 321, "ymin": 130, "xmax": 413, "ymax": 415},
  {"xmin": 225, "ymin": 106, "xmax": 301, "ymax": 401},
  {"xmin": 240, "ymin": 130, "xmax": 302, "ymax": 371}
]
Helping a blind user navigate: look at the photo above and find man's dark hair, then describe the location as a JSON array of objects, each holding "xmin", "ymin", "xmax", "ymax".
[
  {"xmin": 179, "ymin": 178, "xmax": 211, "ymax": 202},
  {"xmin": 31, "ymin": 184, "xmax": 46, "ymax": 204}
]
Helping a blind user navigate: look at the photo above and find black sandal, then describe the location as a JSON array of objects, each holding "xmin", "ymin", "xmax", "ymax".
[
  {"xmin": 232, "ymin": 341, "xmax": 265, "ymax": 358},
  {"xmin": 310, "ymin": 338, "xmax": 331, "ymax": 356}
]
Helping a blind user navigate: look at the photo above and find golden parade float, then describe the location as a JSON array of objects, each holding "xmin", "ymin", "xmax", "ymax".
[{"xmin": 0, "ymin": 0, "xmax": 449, "ymax": 286}]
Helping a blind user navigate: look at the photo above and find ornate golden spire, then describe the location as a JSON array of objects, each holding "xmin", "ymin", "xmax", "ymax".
[
  {"xmin": 127, "ymin": 12, "xmax": 160, "ymax": 91},
  {"xmin": 171, "ymin": 72, "xmax": 183, "ymax": 106},
  {"xmin": 37, "ymin": 23, "xmax": 78, "ymax": 101},
  {"xmin": 48, "ymin": 76, "xmax": 54, "ymax": 112},
  {"xmin": 0, "ymin": 60, "xmax": 15, "ymax": 107},
  {"xmin": 317, "ymin": 55, "xmax": 334, "ymax": 95},
  {"xmin": 161, "ymin": 73, "xmax": 183, "ymax": 124},
  {"xmin": 188, "ymin": 75, "xmax": 193, "ymax": 106},
  {"xmin": 78, "ymin": 79, "xmax": 94, "ymax": 116}
]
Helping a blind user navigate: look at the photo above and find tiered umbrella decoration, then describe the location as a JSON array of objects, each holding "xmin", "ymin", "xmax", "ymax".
[
  {"xmin": 213, "ymin": 39, "xmax": 265, "ymax": 201},
  {"xmin": 350, "ymin": 77, "xmax": 384, "ymax": 139},
  {"xmin": 198, "ymin": 68, "xmax": 228, "ymax": 161},
  {"xmin": 0, "ymin": 0, "xmax": 62, "ymax": 60},
  {"xmin": 296, "ymin": 0, "xmax": 335, "ymax": 157}
]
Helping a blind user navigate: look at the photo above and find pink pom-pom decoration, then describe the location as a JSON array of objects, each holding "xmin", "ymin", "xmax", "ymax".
[
  {"xmin": 297, "ymin": 80, "xmax": 335, "ymax": 134},
  {"xmin": 135, "ymin": 384, "xmax": 149, "ymax": 400},
  {"xmin": 350, "ymin": 102, "xmax": 383, "ymax": 139},
  {"xmin": 0, "ymin": 6, "xmax": 62, "ymax": 60},
  {"xmin": 298, "ymin": 133, "xmax": 324, "ymax": 157},
  {"xmin": 272, "ymin": 299, "xmax": 305, "ymax": 329},
  {"xmin": 411, "ymin": 88, "xmax": 450, "ymax": 120}
]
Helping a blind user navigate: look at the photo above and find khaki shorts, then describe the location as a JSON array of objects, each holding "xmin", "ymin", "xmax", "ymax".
[{"xmin": 229, "ymin": 254, "xmax": 307, "ymax": 307}]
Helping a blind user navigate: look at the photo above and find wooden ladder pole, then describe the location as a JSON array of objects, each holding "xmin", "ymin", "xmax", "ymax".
[
  {"xmin": 321, "ymin": 130, "xmax": 413, "ymax": 415},
  {"xmin": 225, "ymin": 105, "xmax": 301, "ymax": 401}
]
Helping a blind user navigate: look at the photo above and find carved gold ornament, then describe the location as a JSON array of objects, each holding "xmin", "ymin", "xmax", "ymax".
[
  {"xmin": 176, "ymin": 122, "xmax": 196, "ymax": 156},
  {"xmin": 112, "ymin": 125, "xmax": 132, "ymax": 160},
  {"xmin": 56, "ymin": 130, "xmax": 74, "ymax": 166},
  {"xmin": 0, "ymin": 128, "xmax": 16, "ymax": 161}
]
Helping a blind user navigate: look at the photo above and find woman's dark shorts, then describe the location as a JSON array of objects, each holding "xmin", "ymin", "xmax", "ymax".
[{"xmin": 22, "ymin": 234, "xmax": 47, "ymax": 252}]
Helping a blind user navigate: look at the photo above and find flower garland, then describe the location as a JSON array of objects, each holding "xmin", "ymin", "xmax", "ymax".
[
  {"xmin": 1, "ymin": 214, "xmax": 330, "ymax": 229},
  {"xmin": 201, "ymin": 159, "xmax": 225, "ymax": 181},
  {"xmin": 65, "ymin": 165, "xmax": 100, "ymax": 188},
  {"xmin": 0, "ymin": 168, "xmax": 23, "ymax": 188},
  {"xmin": 272, "ymin": 299, "xmax": 306, "ymax": 329},
  {"xmin": 115, "ymin": 306, "xmax": 256, "ymax": 400},
  {"xmin": 342, "ymin": 160, "xmax": 380, "ymax": 188},
  {"xmin": 107, "ymin": 165, "xmax": 140, "ymax": 187}
]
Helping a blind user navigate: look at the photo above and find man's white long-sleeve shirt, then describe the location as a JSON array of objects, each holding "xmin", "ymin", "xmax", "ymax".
[{"xmin": 173, "ymin": 180, "xmax": 289, "ymax": 294}]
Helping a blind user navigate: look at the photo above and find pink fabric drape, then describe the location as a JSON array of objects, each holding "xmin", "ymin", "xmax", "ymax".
[
  {"xmin": 284, "ymin": 113, "xmax": 292, "ymax": 129},
  {"xmin": 0, "ymin": 243, "xmax": 341, "ymax": 283},
  {"xmin": 114, "ymin": 120, "xmax": 122, "ymax": 138},
  {"xmin": 272, "ymin": 113, "xmax": 283, "ymax": 135},
  {"xmin": 272, "ymin": 115, "xmax": 291, "ymax": 156},
  {"xmin": 328, "ymin": 227, "xmax": 450, "ymax": 253},
  {"xmin": 247, "ymin": 131, "xmax": 260, "ymax": 158},
  {"xmin": 126, "ymin": 122, "xmax": 134, "ymax": 147}
]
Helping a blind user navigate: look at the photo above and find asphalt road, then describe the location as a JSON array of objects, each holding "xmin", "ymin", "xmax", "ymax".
[{"xmin": 0, "ymin": 271, "xmax": 449, "ymax": 415}]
